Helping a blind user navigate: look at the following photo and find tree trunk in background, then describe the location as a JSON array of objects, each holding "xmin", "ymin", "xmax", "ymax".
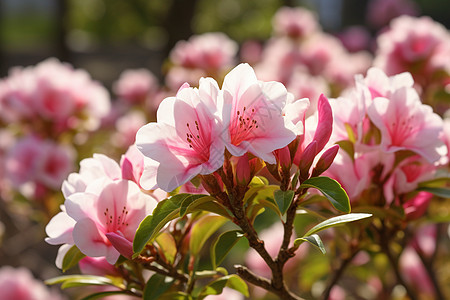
[
  {"xmin": 55, "ymin": 0, "xmax": 70, "ymax": 63},
  {"xmin": 163, "ymin": 0, "xmax": 198, "ymax": 58}
]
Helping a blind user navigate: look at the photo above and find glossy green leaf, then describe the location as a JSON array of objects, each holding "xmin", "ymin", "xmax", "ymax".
[
  {"xmin": 46, "ymin": 275, "xmax": 116, "ymax": 289},
  {"xmin": 62, "ymin": 245, "xmax": 85, "ymax": 272},
  {"xmin": 199, "ymin": 275, "xmax": 249, "ymax": 298},
  {"xmin": 300, "ymin": 176, "xmax": 350, "ymax": 213},
  {"xmin": 417, "ymin": 186, "xmax": 450, "ymax": 198},
  {"xmin": 179, "ymin": 194, "xmax": 212, "ymax": 217},
  {"xmin": 155, "ymin": 232, "xmax": 177, "ymax": 264},
  {"xmin": 133, "ymin": 194, "xmax": 195, "ymax": 256},
  {"xmin": 181, "ymin": 195, "xmax": 232, "ymax": 219},
  {"xmin": 303, "ymin": 213, "xmax": 372, "ymax": 237},
  {"xmin": 274, "ymin": 189, "xmax": 295, "ymax": 215},
  {"xmin": 211, "ymin": 230, "xmax": 244, "ymax": 269},
  {"xmin": 190, "ymin": 215, "xmax": 228, "ymax": 256},
  {"xmin": 293, "ymin": 234, "xmax": 326, "ymax": 254},
  {"xmin": 81, "ymin": 291, "xmax": 131, "ymax": 300},
  {"xmin": 143, "ymin": 273, "xmax": 174, "ymax": 300}
]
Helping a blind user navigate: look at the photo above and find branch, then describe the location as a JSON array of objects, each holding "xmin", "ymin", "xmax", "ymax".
[
  {"xmin": 321, "ymin": 248, "xmax": 359, "ymax": 300},
  {"xmin": 382, "ymin": 244, "xmax": 418, "ymax": 300},
  {"xmin": 235, "ymin": 265, "xmax": 303, "ymax": 300}
]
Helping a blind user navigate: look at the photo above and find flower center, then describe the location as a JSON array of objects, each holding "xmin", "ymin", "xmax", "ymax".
[
  {"xmin": 390, "ymin": 115, "xmax": 415, "ymax": 146},
  {"xmin": 185, "ymin": 120, "xmax": 210, "ymax": 161},
  {"xmin": 103, "ymin": 206, "xmax": 129, "ymax": 232},
  {"xmin": 231, "ymin": 106, "xmax": 259, "ymax": 146}
]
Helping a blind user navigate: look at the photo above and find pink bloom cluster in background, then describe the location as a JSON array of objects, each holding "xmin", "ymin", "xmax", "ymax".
[
  {"xmin": 255, "ymin": 7, "xmax": 372, "ymax": 102},
  {"xmin": 46, "ymin": 145, "xmax": 161, "ymax": 265},
  {"xmin": 374, "ymin": 16, "xmax": 450, "ymax": 94},
  {"xmin": 0, "ymin": 266, "xmax": 65, "ymax": 300},
  {"xmin": 5, "ymin": 134, "xmax": 75, "ymax": 198},
  {"xmin": 325, "ymin": 67, "xmax": 447, "ymax": 215},
  {"xmin": 166, "ymin": 32, "xmax": 238, "ymax": 90},
  {"xmin": 0, "ymin": 58, "xmax": 110, "ymax": 135},
  {"xmin": 366, "ymin": 0, "xmax": 419, "ymax": 29}
]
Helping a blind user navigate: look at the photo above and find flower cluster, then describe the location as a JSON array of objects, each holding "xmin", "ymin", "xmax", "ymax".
[
  {"xmin": 325, "ymin": 67, "xmax": 447, "ymax": 217},
  {"xmin": 0, "ymin": 58, "xmax": 110, "ymax": 134},
  {"xmin": 46, "ymin": 145, "xmax": 161, "ymax": 265},
  {"xmin": 136, "ymin": 63, "xmax": 312, "ymax": 192}
]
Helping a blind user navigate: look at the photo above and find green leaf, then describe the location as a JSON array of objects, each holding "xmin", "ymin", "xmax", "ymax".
[
  {"xmin": 133, "ymin": 194, "xmax": 196, "ymax": 256},
  {"xmin": 199, "ymin": 275, "xmax": 249, "ymax": 298},
  {"xmin": 45, "ymin": 275, "xmax": 117, "ymax": 289},
  {"xmin": 155, "ymin": 232, "xmax": 177, "ymax": 264},
  {"xmin": 179, "ymin": 194, "xmax": 212, "ymax": 217},
  {"xmin": 180, "ymin": 195, "xmax": 232, "ymax": 219},
  {"xmin": 417, "ymin": 186, "xmax": 450, "ymax": 198},
  {"xmin": 190, "ymin": 215, "xmax": 228, "ymax": 256},
  {"xmin": 211, "ymin": 230, "xmax": 244, "ymax": 269},
  {"xmin": 143, "ymin": 274, "xmax": 174, "ymax": 300},
  {"xmin": 293, "ymin": 234, "xmax": 326, "ymax": 254},
  {"xmin": 274, "ymin": 189, "xmax": 295, "ymax": 215},
  {"xmin": 62, "ymin": 245, "xmax": 85, "ymax": 272},
  {"xmin": 81, "ymin": 291, "xmax": 131, "ymax": 300},
  {"xmin": 300, "ymin": 177, "xmax": 351, "ymax": 213},
  {"xmin": 303, "ymin": 213, "xmax": 372, "ymax": 237},
  {"xmin": 249, "ymin": 176, "xmax": 269, "ymax": 187},
  {"xmin": 159, "ymin": 292, "xmax": 192, "ymax": 300}
]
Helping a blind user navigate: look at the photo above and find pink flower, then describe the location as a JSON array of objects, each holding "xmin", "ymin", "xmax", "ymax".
[
  {"xmin": 367, "ymin": 86, "xmax": 446, "ymax": 163},
  {"xmin": 374, "ymin": 16, "xmax": 450, "ymax": 87},
  {"xmin": 113, "ymin": 69, "xmax": 158, "ymax": 104},
  {"xmin": 79, "ymin": 257, "xmax": 121, "ymax": 277},
  {"xmin": 337, "ymin": 26, "xmax": 371, "ymax": 52},
  {"xmin": 400, "ymin": 247, "xmax": 434, "ymax": 296},
  {"xmin": 5, "ymin": 135, "xmax": 74, "ymax": 191},
  {"xmin": 366, "ymin": 0, "xmax": 419, "ymax": 29},
  {"xmin": 272, "ymin": 7, "xmax": 319, "ymax": 39},
  {"xmin": 0, "ymin": 58, "xmax": 110, "ymax": 132},
  {"xmin": 0, "ymin": 266, "xmax": 65, "ymax": 300},
  {"xmin": 170, "ymin": 32, "xmax": 238, "ymax": 72},
  {"xmin": 136, "ymin": 79, "xmax": 225, "ymax": 192},
  {"xmin": 403, "ymin": 191, "xmax": 433, "ymax": 220},
  {"xmin": 221, "ymin": 63, "xmax": 300, "ymax": 164},
  {"xmin": 113, "ymin": 111, "xmax": 148, "ymax": 149},
  {"xmin": 62, "ymin": 153, "xmax": 121, "ymax": 198},
  {"xmin": 66, "ymin": 180, "xmax": 156, "ymax": 263}
]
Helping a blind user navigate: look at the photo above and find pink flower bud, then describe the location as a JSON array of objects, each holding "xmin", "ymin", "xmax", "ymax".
[
  {"xmin": 275, "ymin": 146, "xmax": 292, "ymax": 171},
  {"xmin": 312, "ymin": 94, "xmax": 333, "ymax": 154},
  {"xmin": 105, "ymin": 231, "xmax": 134, "ymax": 260},
  {"xmin": 298, "ymin": 140, "xmax": 317, "ymax": 181},
  {"xmin": 403, "ymin": 191, "xmax": 433, "ymax": 220},
  {"xmin": 311, "ymin": 144, "xmax": 340, "ymax": 177},
  {"xmin": 235, "ymin": 154, "xmax": 252, "ymax": 186}
]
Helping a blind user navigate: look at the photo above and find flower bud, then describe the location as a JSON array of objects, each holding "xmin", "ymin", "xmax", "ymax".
[
  {"xmin": 105, "ymin": 232, "xmax": 134, "ymax": 260},
  {"xmin": 311, "ymin": 144, "xmax": 340, "ymax": 177},
  {"xmin": 312, "ymin": 94, "xmax": 333, "ymax": 153},
  {"xmin": 298, "ymin": 140, "xmax": 317, "ymax": 182}
]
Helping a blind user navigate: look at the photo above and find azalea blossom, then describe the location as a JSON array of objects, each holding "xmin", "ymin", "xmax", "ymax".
[
  {"xmin": 0, "ymin": 58, "xmax": 110, "ymax": 133},
  {"xmin": 221, "ymin": 63, "xmax": 301, "ymax": 164},
  {"xmin": 5, "ymin": 135, "xmax": 75, "ymax": 193},
  {"xmin": 367, "ymin": 86, "xmax": 446, "ymax": 162},
  {"xmin": 0, "ymin": 266, "xmax": 65, "ymax": 300},
  {"xmin": 136, "ymin": 80, "xmax": 225, "ymax": 192}
]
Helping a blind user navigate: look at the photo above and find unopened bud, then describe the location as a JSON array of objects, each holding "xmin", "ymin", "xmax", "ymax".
[
  {"xmin": 298, "ymin": 140, "xmax": 318, "ymax": 182},
  {"xmin": 311, "ymin": 144, "xmax": 339, "ymax": 177}
]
